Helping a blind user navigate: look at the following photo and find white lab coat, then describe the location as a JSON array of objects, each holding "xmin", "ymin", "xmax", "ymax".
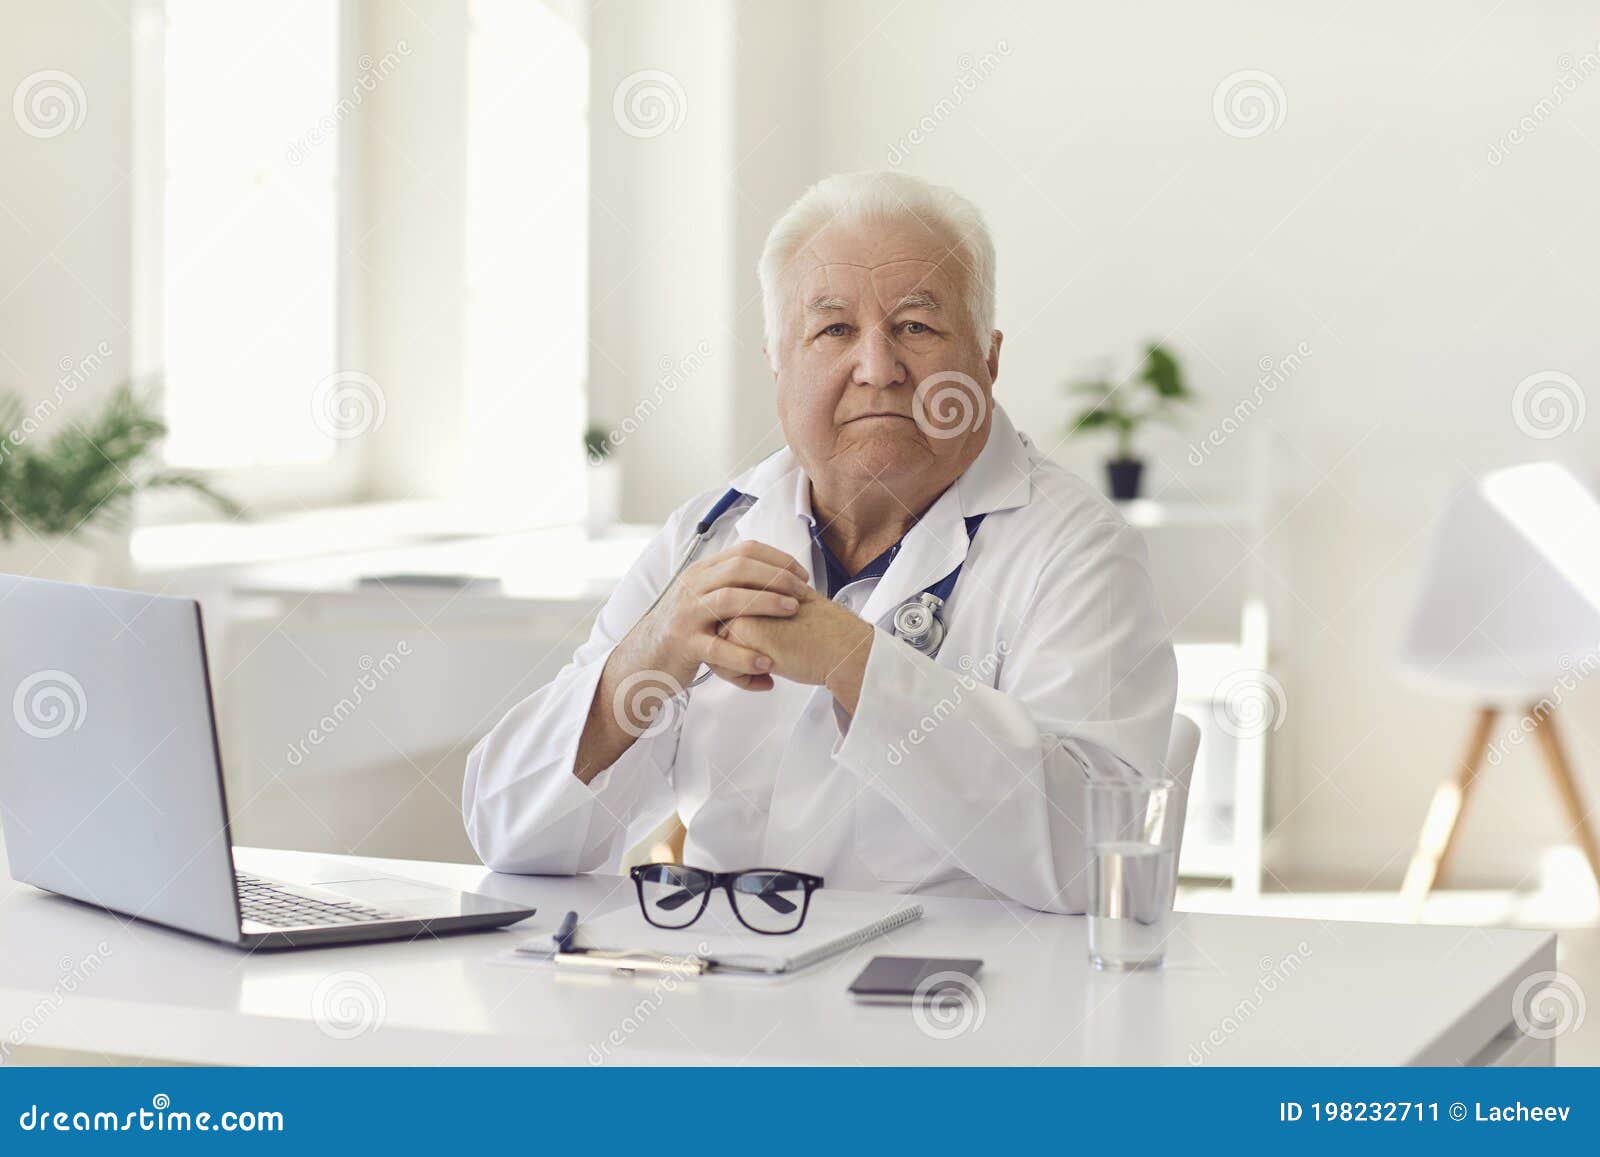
[{"xmin": 462, "ymin": 406, "xmax": 1177, "ymax": 913}]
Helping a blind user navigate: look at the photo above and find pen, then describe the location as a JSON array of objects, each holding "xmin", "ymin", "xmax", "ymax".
[
  {"xmin": 554, "ymin": 949, "xmax": 707, "ymax": 976},
  {"xmin": 553, "ymin": 909, "xmax": 580, "ymax": 954},
  {"xmin": 543, "ymin": 908, "xmax": 706, "ymax": 975}
]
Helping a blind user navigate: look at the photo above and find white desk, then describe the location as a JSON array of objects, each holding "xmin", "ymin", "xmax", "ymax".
[{"xmin": 0, "ymin": 847, "xmax": 1557, "ymax": 1066}]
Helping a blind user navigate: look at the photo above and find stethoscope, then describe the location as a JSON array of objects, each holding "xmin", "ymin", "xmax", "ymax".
[{"xmin": 649, "ymin": 487, "xmax": 986, "ymax": 687}]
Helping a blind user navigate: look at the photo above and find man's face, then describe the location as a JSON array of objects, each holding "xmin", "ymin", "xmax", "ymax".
[{"xmin": 770, "ymin": 218, "xmax": 1000, "ymax": 493}]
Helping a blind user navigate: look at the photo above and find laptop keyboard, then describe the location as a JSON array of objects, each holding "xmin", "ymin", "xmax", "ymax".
[{"xmin": 235, "ymin": 872, "xmax": 401, "ymax": 928}]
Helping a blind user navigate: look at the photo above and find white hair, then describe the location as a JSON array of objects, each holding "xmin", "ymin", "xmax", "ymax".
[{"xmin": 757, "ymin": 171, "xmax": 997, "ymax": 364}]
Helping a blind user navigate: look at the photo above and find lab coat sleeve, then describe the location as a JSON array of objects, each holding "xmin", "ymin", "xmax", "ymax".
[
  {"xmin": 461, "ymin": 505, "xmax": 706, "ymax": 875},
  {"xmin": 832, "ymin": 516, "xmax": 1178, "ymax": 914}
]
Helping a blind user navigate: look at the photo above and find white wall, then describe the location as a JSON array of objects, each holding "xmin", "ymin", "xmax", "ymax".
[
  {"xmin": 0, "ymin": 0, "xmax": 131, "ymax": 416},
  {"xmin": 588, "ymin": 0, "xmax": 740, "ymax": 516},
  {"xmin": 356, "ymin": 0, "xmax": 470, "ymax": 502}
]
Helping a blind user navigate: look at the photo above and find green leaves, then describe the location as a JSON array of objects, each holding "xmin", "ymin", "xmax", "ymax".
[
  {"xmin": 0, "ymin": 382, "xmax": 240, "ymax": 542},
  {"xmin": 1064, "ymin": 341, "xmax": 1194, "ymax": 459},
  {"xmin": 1139, "ymin": 343, "xmax": 1188, "ymax": 399}
]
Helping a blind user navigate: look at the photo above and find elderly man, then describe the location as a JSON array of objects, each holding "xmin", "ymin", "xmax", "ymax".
[{"xmin": 462, "ymin": 171, "xmax": 1176, "ymax": 914}]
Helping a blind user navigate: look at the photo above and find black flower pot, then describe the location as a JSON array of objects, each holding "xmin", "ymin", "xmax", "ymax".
[{"xmin": 1106, "ymin": 458, "xmax": 1144, "ymax": 501}]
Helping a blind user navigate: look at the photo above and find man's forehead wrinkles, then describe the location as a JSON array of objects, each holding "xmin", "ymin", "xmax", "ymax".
[{"xmin": 800, "ymin": 256, "xmax": 944, "ymax": 276}]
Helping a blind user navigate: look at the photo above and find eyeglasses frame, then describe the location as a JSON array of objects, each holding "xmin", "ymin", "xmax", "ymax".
[{"xmin": 628, "ymin": 862, "xmax": 825, "ymax": 935}]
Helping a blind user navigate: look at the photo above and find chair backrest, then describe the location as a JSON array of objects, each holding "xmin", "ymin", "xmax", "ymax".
[
  {"xmin": 1160, "ymin": 713, "xmax": 1202, "ymax": 868},
  {"xmin": 1399, "ymin": 462, "xmax": 1600, "ymax": 696}
]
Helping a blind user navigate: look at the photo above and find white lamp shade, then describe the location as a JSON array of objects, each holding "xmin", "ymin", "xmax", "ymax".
[{"xmin": 1399, "ymin": 463, "xmax": 1600, "ymax": 701}]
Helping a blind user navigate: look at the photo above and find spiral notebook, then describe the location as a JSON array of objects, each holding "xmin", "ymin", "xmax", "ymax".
[{"xmin": 520, "ymin": 893, "xmax": 924, "ymax": 975}]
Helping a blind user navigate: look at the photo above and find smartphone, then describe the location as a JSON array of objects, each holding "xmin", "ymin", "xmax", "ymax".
[{"xmin": 847, "ymin": 955, "xmax": 983, "ymax": 1005}]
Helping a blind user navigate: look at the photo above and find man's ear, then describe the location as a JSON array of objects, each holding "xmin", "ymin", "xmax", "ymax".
[{"xmin": 986, "ymin": 330, "xmax": 1003, "ymax": 384}]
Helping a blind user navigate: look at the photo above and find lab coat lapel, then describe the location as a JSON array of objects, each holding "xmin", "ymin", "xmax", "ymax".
[
  {"xmin": 856, "ymin": 405, "xmax": 1035, "ymax": 628},
  {"xmin": 857, "ymin": 490, "xmax": 970, "ymax": 627},
  {"xmin": 727, "ymin": 453, "xmax": 818, "ymax": 588}
]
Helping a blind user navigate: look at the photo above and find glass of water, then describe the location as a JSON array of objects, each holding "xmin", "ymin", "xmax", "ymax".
[{"xmin": 1084, "ymin": 776, "xmax": 1180, "ymax": 971}]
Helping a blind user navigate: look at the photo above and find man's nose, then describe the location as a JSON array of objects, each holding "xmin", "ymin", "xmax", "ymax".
[{"xmin": 850, "ymin": 324, "xmax": 907, "ymax": 389}]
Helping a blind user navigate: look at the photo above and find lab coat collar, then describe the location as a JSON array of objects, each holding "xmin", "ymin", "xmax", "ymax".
[
  {"xmin": 855, "ymin": 404, "xmax": 1034, "ymax": 625},
  {"xmin": 728, "ymin": 449, "xmax": 819, "ymax": 586},
  {"xmin": 726, "ymin": 404, "xmax": 1036, "ymax": 613}
]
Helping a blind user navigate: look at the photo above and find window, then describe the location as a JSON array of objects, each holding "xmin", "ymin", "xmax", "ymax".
[
  {"xmin": 132, "ymin": 0, "xmax": 590, "ymax": 527},
  {"xmin": 152, "ymin": 0, "xmax": 347, "ymax": 475}
]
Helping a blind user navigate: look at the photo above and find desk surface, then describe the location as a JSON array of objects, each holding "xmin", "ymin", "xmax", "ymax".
[{"xmin": 0, "ymin": 847, "xmax": 1556, "ymax": 1066}]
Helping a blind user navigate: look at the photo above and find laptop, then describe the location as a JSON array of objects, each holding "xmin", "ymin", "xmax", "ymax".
[{"xmin": 0, "ymin": 575, "xmax": 534, "ymax": 949}]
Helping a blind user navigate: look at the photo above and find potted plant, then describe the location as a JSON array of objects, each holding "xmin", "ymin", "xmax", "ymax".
[
  {"xmin": 0, "ymin": 382, "xmax": 241, "ymax": 584},
  {"xmin": 584, "ymin": 423, "xmax": 621, "ymax": 533},
  {"xmin": 1065, "ymin": 342, "xmax": 1194, "ymax": 500}
]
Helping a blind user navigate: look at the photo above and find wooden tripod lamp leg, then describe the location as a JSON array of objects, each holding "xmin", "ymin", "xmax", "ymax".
[
  {"xmin": 1529, "ymin": 707, "xmax": 1600, "ymax": 886},
  {"xmin": 1401, "ymin": 706, "xmax": 1498, "ymax": 912}
]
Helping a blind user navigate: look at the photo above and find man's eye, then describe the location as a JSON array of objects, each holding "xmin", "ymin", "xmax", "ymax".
[
  {"xmin": 902, "ymin": 321, "xmax": 931, "ymax": 335},
  {"xmin": 821, "ymin": 323, "xmax": 852, "ymax": 338}
]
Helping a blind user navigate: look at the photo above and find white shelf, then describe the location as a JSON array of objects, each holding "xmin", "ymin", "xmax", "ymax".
[{"xmin": 1113, "ymin": 497, "xmax": 1258, "ymax": 529}]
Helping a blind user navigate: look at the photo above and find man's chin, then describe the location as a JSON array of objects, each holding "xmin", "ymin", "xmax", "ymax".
[{"xmin": 829, "ymin": 435, "xmax": 931, "ymax": 480}]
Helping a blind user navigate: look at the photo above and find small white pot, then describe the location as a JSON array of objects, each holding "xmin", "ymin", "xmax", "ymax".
[
  {"xmin": 0, "ymin": 529, "xmax": 131, "ymax": 587},
  {"xmin": 586, "ymin": 461, "xmax": 622, "ymax": 534}
]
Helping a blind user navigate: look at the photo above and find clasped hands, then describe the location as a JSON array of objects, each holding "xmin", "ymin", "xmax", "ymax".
[{"xmin": 629, "ymin": 540, "xmax": 874, "ymax": 709}]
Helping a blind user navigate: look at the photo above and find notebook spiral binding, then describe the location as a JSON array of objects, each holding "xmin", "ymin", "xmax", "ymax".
[{"xmin": 786, "ymin": 903, "xmax": 924, "ymax": 972}]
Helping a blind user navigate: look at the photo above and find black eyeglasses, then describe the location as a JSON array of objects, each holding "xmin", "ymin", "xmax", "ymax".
[{"xmin": 629, "ymin": 863, "xmax": 824, "ymax": 935}]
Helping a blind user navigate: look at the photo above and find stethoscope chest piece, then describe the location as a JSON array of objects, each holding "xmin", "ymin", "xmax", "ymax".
[{"xmin": 892, "ymin": 592, "xmax": 946, "ymax": 658}]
